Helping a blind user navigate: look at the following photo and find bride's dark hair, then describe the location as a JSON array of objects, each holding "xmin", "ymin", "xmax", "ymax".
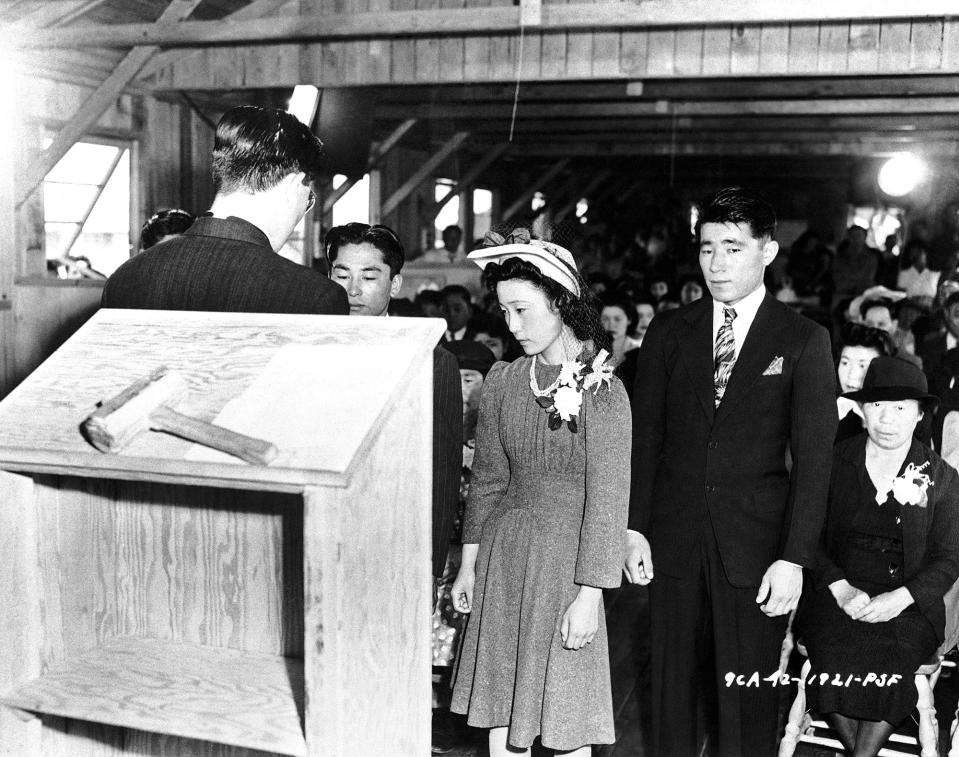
[{"xmin": 482, "ymin": 257, "xmax": 612, "ymax": 356}]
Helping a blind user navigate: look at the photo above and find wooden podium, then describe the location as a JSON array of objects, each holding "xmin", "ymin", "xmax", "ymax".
[{"xmin": 0, "ymin": 309, "xmax": 443, "ymax": 757}]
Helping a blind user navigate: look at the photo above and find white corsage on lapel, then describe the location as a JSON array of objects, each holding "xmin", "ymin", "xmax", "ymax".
[{"xmin": 762, "ymin": 356, "xmax": 784, "ymax": 376}]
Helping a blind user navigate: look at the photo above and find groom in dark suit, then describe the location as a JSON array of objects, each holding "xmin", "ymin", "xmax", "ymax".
[{"xmin": 626, "ymin": 188, "xmax": 837, "ymax": 757}]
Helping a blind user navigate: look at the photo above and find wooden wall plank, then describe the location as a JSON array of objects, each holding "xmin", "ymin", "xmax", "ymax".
[
  {"xmin": 464, "ymin": 35, "xmax": 491, "ymax": 81},
  {"xmin": 591, "ymin": 31, "xmax": 620, "ymax": 78},
  {"xmin": 730, "ymin": 24, "xmax": 761, "ymax": 74},
  {"xmin": 619, "ymin": 30, "xmax": 648, "ymax": 76},
  {"xmin": 943, "ymin": 18, "xmax": 959, "ymax": 70},
  {"xmin": 818, "ymin": 22, "xmax": 849, "ymax": 73},
  {"xmin": 674, "ymin": 28, "xmax": 703, "ymax": 76},
  {"xmin": 566, "ymin": 31, "xmax": 593, "ymax": 78},
  {"xmin": 391, "ymin": 0, "xmax": 417, "ymax": 83},
  {"xmin": 911, "ymin": 20, "xmax": 944, "ymax": 71},
  {"xmin": 490, "ymin": 35, "xmax": 516, "ymax": 81},
  {"xmin": 415, "ymin": 0, "xmax": 441, "ymax": 82},
  {"xmin": 646, "ymin": 29, "xmax": 676, "ymax": 76},
  {"xmin": 848, "ymin": 22, "xmax": 880, "ymax": 72},
  {"xmin": 701, "ymin": 26, "xmax": 731, "ymax": 76},
  {"xmin": 540, "ymin": 31, "xmax": 567, "ymax": 78},
  {"xmin": 758, "ymin": 24, "xmax": 789, "ymax": 73},
  {"xmin": 521, "ymin": 30, "xmax": 542, "ymax": 80},
  {"xmin": 437, "ymin": 0, "xmax": 466, "ymax": 82},
  {"xmin": 787, "ymin": 22, "xmax": 819, "ymax": 73},
  {"xmin": 879, "ymin": 20, "xmax": 911, "ymax": 72}
]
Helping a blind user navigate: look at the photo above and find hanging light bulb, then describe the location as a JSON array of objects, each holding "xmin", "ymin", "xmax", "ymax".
[{"xmin": 878, "ymin": 153, "xmax": 927, "ymax": 197}]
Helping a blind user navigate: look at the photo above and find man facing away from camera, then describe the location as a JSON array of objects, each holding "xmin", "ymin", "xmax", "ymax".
[
  {"xmin": 102, "ymin": 105, "xmax": 346, "ymax": 315},
  {"xmin": 626, "ymin": 187, "xmax": 836, "ymax": 757}
]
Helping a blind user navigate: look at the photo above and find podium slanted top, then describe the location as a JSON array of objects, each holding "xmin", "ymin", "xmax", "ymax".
[{"xmin": 0, "ymin": 309, "xmax": 445, "ymax": 490}]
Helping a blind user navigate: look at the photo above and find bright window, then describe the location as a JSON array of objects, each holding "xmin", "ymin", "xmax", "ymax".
[
  {"xmin": 473, "ymin": 188, "xmax": 492, "ymax": 241},
  {"xmin": 331, "ymin": 173, "xmax": 370, "ymax": 227},
  {"xmin": 43, "ymin": 139, "xmax": 131, "ymax": 277},
  {"xmin": 434, "ymin": 179, "xmax": 459, "ymax": 248}
]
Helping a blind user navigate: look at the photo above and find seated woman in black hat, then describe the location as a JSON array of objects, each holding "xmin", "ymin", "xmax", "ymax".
[{"xmin": 797, "ymin": 356, "xmax": 959, "ymax": 757}]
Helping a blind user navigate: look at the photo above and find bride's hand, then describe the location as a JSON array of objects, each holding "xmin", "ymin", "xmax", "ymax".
[
  {"xmin": 561, "ymin": 587, "xmax": 601, "ymax": 650},
  {"xmin": 451, "ymin": 568, "xmax": 475, "ymax": 614}
]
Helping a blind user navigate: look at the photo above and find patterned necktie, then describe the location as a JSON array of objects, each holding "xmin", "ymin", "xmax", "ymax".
[{"xmin": 714, "ymin": 307, "xmax": 737, "ymax": 407}]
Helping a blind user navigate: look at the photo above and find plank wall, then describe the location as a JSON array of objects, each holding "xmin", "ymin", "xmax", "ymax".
[{"xmin": 152, "ymin": 16, "xmax": 959, "ymax": 88}]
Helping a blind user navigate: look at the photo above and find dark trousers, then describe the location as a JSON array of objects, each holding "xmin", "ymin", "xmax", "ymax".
[{"xmin": 648, "ymin": 521, "xmax": 788, "ymax": 757}]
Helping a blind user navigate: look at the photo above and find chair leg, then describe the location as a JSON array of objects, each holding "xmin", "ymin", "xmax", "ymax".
[
  {"xmin": 916, "ymin": 673, "xmax": 939, "ymax": 757},
  {"xmin": 779, "ymin": 658, "xmax": 811, "ymax": 757}
]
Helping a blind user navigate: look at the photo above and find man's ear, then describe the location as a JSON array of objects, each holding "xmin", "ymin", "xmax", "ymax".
[
  {"xmin": 762, "ymin": 239, "xmax": 779, "ymax": 266},
  {"xmin": 390, "ymin": 273, "xmax": 403, "ymax": 298}
]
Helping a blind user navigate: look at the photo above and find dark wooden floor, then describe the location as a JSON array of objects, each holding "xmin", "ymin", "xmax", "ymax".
[{"xmin": 433, "ymin": 584, "xmax": 959, "ymax": 756}]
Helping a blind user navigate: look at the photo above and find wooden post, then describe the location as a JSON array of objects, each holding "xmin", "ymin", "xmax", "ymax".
[
  {"xmin": 500, "ymin": 158, "xmax": 570, "ymax": 222},
  {"xmin": 380, "ymin": 131, "xmax": 470, "ymax": 218},
  {"xmin": 15, "ymin": 0, "xmax": 204, "ymax": 210}
]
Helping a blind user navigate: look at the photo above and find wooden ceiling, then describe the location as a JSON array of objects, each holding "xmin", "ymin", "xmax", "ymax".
[{"xmin": 9, "ymin": 1, "xmax": 959, "ymax": 185}]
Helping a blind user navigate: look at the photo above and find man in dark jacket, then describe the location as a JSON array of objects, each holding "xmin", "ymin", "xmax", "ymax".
[
  {"xmin": 626, "ymin": 188, "xmax": 837, "ymax": 757},
  {"xmin": 102, "ymin": 106, "xmax": 347, "ymax": 316}
]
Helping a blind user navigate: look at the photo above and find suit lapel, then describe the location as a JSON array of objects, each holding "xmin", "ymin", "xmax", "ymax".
[
  {"xmin": 714, "ymin": 294, "xmax": 785, "ymax": 426},
  {"xmin": 678, "ymin": 298, "xmax": 715, "ymax": 424}
]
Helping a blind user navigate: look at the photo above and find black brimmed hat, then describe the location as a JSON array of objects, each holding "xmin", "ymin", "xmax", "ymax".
[
  {"xmin": 443, "ymin": 340, "xmax": 497, "ymax": 377},
  {"xmin": 842, "ymin": 355, "xmax": 940, "ymax": 410}
]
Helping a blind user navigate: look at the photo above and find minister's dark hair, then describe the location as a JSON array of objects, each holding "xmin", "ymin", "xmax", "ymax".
[
  {"xmin": 212, "ymin": 106, "xmax": 324, "ymax": 194},
  {"xmin": 697, "ymin": 186, "xmax": 777, "ymax": 241}
]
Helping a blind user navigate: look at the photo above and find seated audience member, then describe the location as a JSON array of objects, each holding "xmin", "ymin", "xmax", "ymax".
[
  {"xmin": 440, "ymin": 285, "xmax": 474, "ymax": 342},
  {"xmin": 416, "ymin": 289, "xmax": 444, "ymax": 319},
  {"xmin": 897, "ymin": 240, "xmax": 940, "ymax": 302},
  {"xmin": 586, "ymin": 272, "xmax": 615, "ymax": 296},
  {"xmin": 632, "ymin": 295, "xmax": 656, "ymax": 346},
  {"xmin": 920, "ymin": 291, "xmax": 959, "ymax": 378},
  {"xmin": 797, "ymin": 357, "xmax": 959, "ymax": 757},
  {"xmin": 832, "ymin": 225, "xmax": 880, "ymax": 299},
  {"xmin": 442, "ymin": 224, "xmax": 464, "ymax": 263},
  {"xmin": 835, "ymin": 322, "xmax": 896, "ymax": 443},
  {"xmin": 648, "ymin": 276, "xmax": 671, "ymax": 307},
  {"xmin": 469, "ymin": 312, "xmax": 519, "ymax": 362},
  {"xmin": 102, "ymin": 106, "xmax": 347, "ymax": 315},
  {"xmin": 138, "ymin": 208, "xmax": 195, "ymax": 252},
  {"xmin": 325, "ymin": 222, "xmax": 462, "ymax": 584},
  {"xmin": 678, "ymin": 275, "xmax": 705, "ymax": 306},
  {"xmin": 600, "ymin": 290, "xmax": 642, "ymax": 367},
  {"xmin": 430, "ymin": 339, "xmax": 497, "ymax": 753},
  {"xmin": 861, "ymin": 297, "xmax": 921, "ymax": 367}
]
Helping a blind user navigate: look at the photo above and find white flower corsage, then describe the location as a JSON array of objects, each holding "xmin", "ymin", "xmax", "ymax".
[
  {"xmin": 529, "ymin": 349, "xmax": 615, "ymax": 433},
  {"xmin": 889, "ymin": 461, "xmax": 933, "ymax": 507}
]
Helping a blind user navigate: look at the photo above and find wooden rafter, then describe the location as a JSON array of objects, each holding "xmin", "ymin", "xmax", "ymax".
[
  {"xmin": 14, "ymin": 0, "xmax": 204, "ymax": 209},
  {"xmin": 321, "ymin": 118, "xmax": 418, "ymax": 215},
  {"xmin": 430, "ymin": 142, "xmax": 510, "ymax": 220},
  {"xmin": 380, "ymin": 132, "xmax": 470, "ymax": 218},
  {"xmin": 15, "ymin": 1, "xmax": 959, "ymax": 48},
  {"xmin": 136, "ymin": 0, "xmax": 294, "ymax": 82},
  {"xmin": 516, "ymin": 140, "xmax": 959, "ymax": 157},
  {"xmin": 501, "ymin": 159, "xmax": 570, "ymax": 223}
]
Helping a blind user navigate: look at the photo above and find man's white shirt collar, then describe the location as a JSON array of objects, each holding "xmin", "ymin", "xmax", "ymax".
[{"xmin": 711, "ymin": 284, "xmax": 767, "ymax": 360}]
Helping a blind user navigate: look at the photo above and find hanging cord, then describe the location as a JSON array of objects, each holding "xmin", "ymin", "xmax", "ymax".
[{"xmin": 508, "ymin": 7, "xmax": 528, "ymax": 143}]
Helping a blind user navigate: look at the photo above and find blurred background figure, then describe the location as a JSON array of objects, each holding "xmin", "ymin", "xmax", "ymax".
[{"xmin": 138, "ymin": 208, "xmax": 196, "ymax": 252}]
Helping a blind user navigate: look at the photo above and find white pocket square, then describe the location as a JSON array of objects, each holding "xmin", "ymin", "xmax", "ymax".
[{"xmin": 762, "ymin": 356, "xmax": 784, "ymax": 376}]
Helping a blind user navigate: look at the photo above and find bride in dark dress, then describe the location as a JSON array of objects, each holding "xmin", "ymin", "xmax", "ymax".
[{"xmin": 798, "ymin": 356, "xmax": 959, "ymax": 757}]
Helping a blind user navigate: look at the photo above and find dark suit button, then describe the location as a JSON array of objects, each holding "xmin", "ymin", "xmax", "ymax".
[
  {"xmin": 706, "ymin": 485, "xmax": 717, "ymax": 493},
  {"xmin": 889, "ymin": 563, "xmax": 899, "ymax": 577},
  {"xmin": 708, "ymin": 441, "xmax": 718, "ymax": 449}
]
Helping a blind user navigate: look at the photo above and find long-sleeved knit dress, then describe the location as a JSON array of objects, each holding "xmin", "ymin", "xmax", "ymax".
[{"xmin": 450, "ymin": 357, "xmax": 631, "ymax": 751}]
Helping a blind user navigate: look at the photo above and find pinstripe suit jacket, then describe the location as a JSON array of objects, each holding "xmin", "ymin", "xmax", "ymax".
[
  {"xmin": 102, "ymin": 216, "xmax": 348, "ymax": 315},
  {"xmin": 433, "ymin": 344, "xmax": 464, "ymax": 577}
]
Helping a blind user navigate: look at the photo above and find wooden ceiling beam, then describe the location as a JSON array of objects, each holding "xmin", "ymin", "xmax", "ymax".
[
  {"xmin": 490, "ymin": 130, "xmax": 959, "ymax": 145},
  {"xmin": 431, "ymin": 142, "xmax": 511, "ymax": 220},
  {"xmin": 137, "ymin": 0, "xmax": 295, "ymax": 82},
  {"xmin": 14, "ymin": 0, "xmax": 204, "ymax": 209},
  {"xmin": 514, "ymin": 140, "xmax": 959, "ymax": 157},
  {"xmin": 374, "ymin": 76, "xmax": 959, "ymax": 106},
  {"xmin": 381, "ymin": 97, "xmax": 959, "ymax": 120},
  {"xmin": 321, "ymin": 117, "xmax": 418, "ymax": 214},
  {"xmin": 16, "ymin": 1, "xmax": 959, "ymax": 48},
  {"xmin": 380, "ymin": 131, "xmax": 470, "ymax": 217}
]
